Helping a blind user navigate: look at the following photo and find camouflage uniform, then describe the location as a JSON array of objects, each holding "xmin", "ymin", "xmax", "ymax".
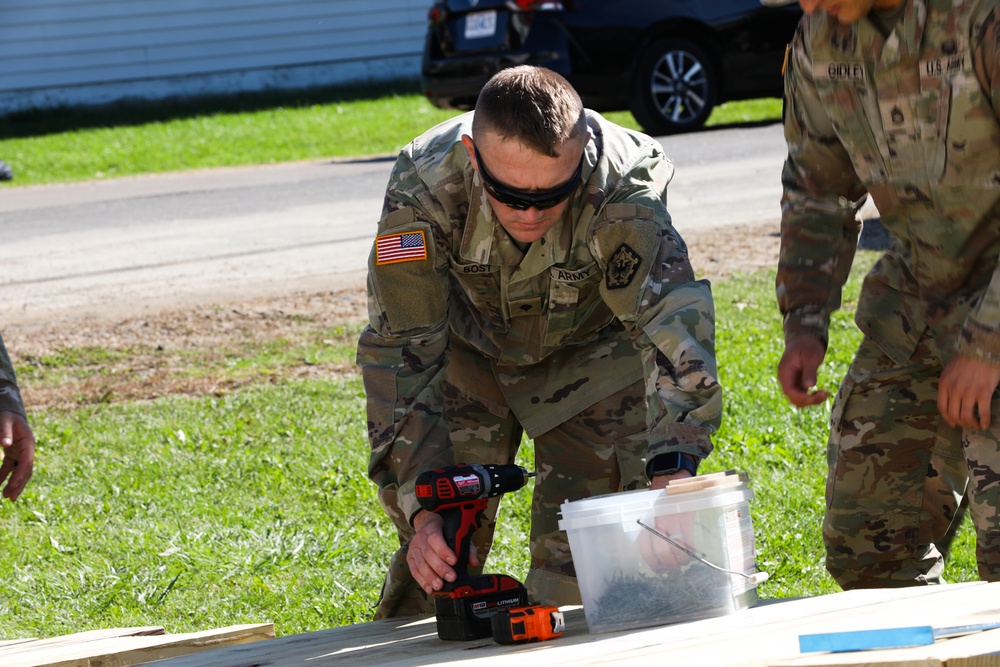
[
  {"xmin": 779, "ymin": 0, "xmax": 1000, "ymax": 587},
  {"xmin": 357, "ymin": 110, "xmax": 721, "ymax": 616},
  {"xmin": 0, "ymin": 335, "xmax": 25, "ymax": 417}
]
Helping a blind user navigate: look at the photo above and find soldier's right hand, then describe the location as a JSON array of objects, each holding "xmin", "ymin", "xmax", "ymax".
[
  {"xmin": 778, "ymin": 336, "xmax": 830, "ymax": 407},
  {"xmin": 407, "ymin": 510, "xmax": 480, "ymax": 594}
]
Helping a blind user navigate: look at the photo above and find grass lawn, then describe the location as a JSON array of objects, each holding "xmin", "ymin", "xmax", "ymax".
[
  {"xmin": 0, "ymin": 80, "xmax": 782, "ymax": 186},
  {"xmin": 0, "ymin": 257, "xmax": 979, "ymax": 640},
  {"xmin": 0, "ymin": 82, "xmax": 978, "ymax": 640}
]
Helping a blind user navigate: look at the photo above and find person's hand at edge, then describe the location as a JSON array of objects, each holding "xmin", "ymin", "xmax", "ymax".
[
  {"xmin": 650, "ymin": 467, "xmax": 693, "ymax": 490},
  {"xmin": 939, "ymin": 354, "xmax": 1000, "ymax": 430},
  {"xmin": 778, "ymin": 336, "xmax": 830, "ymax": 407},
  {"xmin": 0, "ymin": 411, "xmax": 35, "ymax": 501}
]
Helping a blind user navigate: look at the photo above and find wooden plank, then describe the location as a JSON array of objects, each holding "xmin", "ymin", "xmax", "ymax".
[
  {"xmin": 4, "ymin": 623, "xmax": 274, "ymax": 667},
  {"xmin": 145, "ymin": 583, "xmax": 1000, "ymax": 667},
  {"xmin": 0, "ymin": 628, "xmax": 166, "ymax": 659}
]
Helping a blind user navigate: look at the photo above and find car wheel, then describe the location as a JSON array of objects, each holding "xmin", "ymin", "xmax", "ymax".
[{"xmin": 630, "ymin": 38, "xmax": 718, "ymax": 135}]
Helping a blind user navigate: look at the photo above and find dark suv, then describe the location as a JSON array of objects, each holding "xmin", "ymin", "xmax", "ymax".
[{"xmin": 421, "ymin": 0, "xmax": 802, "ymax": 135}]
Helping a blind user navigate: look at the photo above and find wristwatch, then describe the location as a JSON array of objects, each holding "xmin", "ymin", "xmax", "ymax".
[{"xmin": 645, "ymin": 452, "xmax": 699, "ymax": 479}]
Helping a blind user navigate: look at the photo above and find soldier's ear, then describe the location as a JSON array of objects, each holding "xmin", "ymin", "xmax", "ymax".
[{"xmin": 461, "ymin": 135, "xmax": 477, "ymax": 169}]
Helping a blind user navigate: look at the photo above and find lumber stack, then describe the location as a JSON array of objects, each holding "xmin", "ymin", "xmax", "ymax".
[
  {"xmin": 151, "ymin": 583, "xmax": 1000, "ymax": 667},
  {"xmin": 0, "ymin": 623, "xmax": 274, "ymax": 667}
]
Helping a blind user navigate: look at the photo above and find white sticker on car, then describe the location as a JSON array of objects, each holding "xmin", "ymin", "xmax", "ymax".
[{"xmin": 464, "ymin": 10, "xmax": 497, "ymax": 40}]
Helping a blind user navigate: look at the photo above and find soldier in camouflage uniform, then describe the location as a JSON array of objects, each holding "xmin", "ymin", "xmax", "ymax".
[
  {"xmin": 777, "ymin": 0, "xmax": 1000, "ymax": 587},
  {"xmin": 0, "ymin": 334, "xmax": 34, "ymax": 501},
  {"xmin": 357, "ymin": 66, "xmax": 721, "ymax": 618}
]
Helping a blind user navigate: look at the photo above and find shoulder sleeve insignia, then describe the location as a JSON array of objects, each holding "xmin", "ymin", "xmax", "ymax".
[
  {"xmin": 606, "ymin": 243, "xmax": 641, "ymax": 290},
  {"xmin": 375, "ymin": 230, "xmax": 427, "ymax": 265}
]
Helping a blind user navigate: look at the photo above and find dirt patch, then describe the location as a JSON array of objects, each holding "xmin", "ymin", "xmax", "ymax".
[{"xmin": 6, "ymin": 221, "xmax": 781, "ymax": 411}]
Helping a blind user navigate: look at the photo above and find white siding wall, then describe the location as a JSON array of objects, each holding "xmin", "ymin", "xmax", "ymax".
[{"xmin": 0, "ymin": 0, "xmax": 432, "ymax": 114}]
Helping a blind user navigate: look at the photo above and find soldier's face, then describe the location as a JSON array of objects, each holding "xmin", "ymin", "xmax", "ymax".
[
  {"xmin": 463, "ymin": 132, "xmax": 585, "ymax": 245},
  {"xmin": 798, "ymin": 0, "xmax": 902, "ymax": 23}
]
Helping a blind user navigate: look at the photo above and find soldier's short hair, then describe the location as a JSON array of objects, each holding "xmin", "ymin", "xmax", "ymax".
[{"xmin": 472, "ymin": 65, "xmax": 587, "ymax": 158}]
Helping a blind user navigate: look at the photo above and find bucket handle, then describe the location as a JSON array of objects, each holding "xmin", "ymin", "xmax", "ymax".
[{"xmin": 636, "ymin": 519, "xmax": 770, "ymax": 585}]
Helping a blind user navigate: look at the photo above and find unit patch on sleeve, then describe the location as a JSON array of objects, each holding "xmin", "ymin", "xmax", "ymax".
[
  {"xmin": 375, "ymin": 230, "xmax": 427, "ymax": 265},
  {"xmin": 606, "ymin": 243, "xmax": 641, "ymax": 290}
]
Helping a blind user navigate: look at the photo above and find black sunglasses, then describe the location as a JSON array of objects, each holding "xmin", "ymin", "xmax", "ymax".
[{"xmin": 473, "ymin": 144, "xmax": 584, "ymax": 211}]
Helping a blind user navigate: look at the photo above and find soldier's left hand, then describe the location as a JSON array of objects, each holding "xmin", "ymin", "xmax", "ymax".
[
  {"xmin": 637, "ymin": 469, "xmax": 695, "ymax": 572},
  {"xmin": 938, "ymin": 355, "xmax": 1000, "ymax": 430},
  {"xmin": 649, "ymin": 468, "xmax": 692, "ymax": 491}
]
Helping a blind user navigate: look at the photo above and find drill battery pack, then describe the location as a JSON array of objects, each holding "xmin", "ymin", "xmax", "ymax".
[{"xmin": 432, "ymin": 574, "xmax": 528, "ymax": 640}]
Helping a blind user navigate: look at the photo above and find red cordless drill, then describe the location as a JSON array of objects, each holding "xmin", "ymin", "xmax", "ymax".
[{"xmin": 414, "ymin": 463, "xmax": 535, "ymax": 641}]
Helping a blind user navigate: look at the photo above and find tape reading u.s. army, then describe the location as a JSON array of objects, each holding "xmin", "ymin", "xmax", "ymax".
[
  {"xmin": 921, "ymin": 55, "xmax": 967, "ymax": 78},
  {"xmin": 375, "ymin": 230, "xmax": 427, "ymax": 265}
]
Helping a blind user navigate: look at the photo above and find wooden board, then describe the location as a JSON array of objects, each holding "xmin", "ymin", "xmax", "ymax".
[
  {"xmin": 141, "ymin": 583, "xmax": 1000, "ymax": 667},
  {"xmin": 1, "ymin": 623, "xmax": 274, "ymax": 667}
]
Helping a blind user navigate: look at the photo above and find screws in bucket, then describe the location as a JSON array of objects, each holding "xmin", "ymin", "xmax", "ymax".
[{"xmin": 636, "ymin": 519, "xmax": 769, "ymax": 585}]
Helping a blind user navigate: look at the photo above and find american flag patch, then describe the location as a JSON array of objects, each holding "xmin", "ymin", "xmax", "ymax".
[{"xmin": 375, "ymin": 231, "xmax": 427, "ymax": 265}]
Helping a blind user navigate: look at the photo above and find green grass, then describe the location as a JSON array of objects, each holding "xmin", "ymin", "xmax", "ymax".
[
  {"xmin": 0, "ymin": 251, "xmax": 978, "ymax": 640},
  {"xmin": 0, "ymin": 80, "xmax": 781, "ymax": 186},
  {"xmin": 5, "ymin": 381, "xmax": 383, "ymax": 637},
  {"xmin": 1, "ymin": 83, "xmax": 971, "ymax": 640}
]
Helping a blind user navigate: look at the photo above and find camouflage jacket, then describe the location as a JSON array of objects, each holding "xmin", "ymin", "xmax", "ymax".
[
  {"xmin": 0, "ymin": 335, "xmax": 25, "ymax": 416},
  {"xmin": 357, "ymin": 111, "xmax": 721, "ymax": 521},
  {"xmin": 779, "ymin": 0, "xmax": 1000, "ymax": 365}
]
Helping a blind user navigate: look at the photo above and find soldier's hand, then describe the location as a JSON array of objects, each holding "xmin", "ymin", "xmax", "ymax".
[
  {"xmin": 938, "ymin": 355, "xmax": 1000, "ymax": 430},
  {"xmin": 637, "ymin": 508, "xmax": 696, "ymax": 573},
  {"xmin": 407, "ymin": 510, "xmax": 480, "ymax": 594},
  {"xmin": 778, "ymin": 336, "xmax": 830, "ymax": 407},
  {"xmin": 649, "ymin": 467, "xmax": 693, "ymax": 491},
  {"xmin": 0, "ymin": 411, "xmax": 35, "ymax": 501}
]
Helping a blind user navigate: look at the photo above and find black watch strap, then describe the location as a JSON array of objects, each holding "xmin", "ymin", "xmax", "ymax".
[{"xmin": 646, "ymin": 452, "xmax": 699, "ymax": 479}]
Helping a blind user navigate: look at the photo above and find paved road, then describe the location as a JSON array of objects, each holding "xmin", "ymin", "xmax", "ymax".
[{"xmin": 0, "ymin": 122, "xmax": 800, "ymax": 327}]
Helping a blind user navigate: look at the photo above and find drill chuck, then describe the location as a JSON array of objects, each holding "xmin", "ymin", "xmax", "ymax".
[{"xmin": 415, "ymin": 463, "xmax": 533, "ymax": 512}]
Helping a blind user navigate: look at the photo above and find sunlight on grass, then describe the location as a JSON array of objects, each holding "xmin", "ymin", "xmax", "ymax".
[
  {"xmin": 0, "ymin": 88, "xmax": 781, "ymax": 186},
  {"xmin": 0, "ymin": 253, "xmax": 978, "ymax": 640}
]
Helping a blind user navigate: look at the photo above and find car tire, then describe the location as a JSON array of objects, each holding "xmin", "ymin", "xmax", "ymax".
[{"xmin": 630, "ymin": 38, "xmax": 718, "ymax": 135}]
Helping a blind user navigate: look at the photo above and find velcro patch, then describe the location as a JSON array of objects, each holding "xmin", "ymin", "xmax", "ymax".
[
  {"xmin": 375, "ymin": 231, "xmax": 427, "ymax": 265},
  {"xmin": 606, "ymin": 243, "xmax": 641, "ymax": 290}
]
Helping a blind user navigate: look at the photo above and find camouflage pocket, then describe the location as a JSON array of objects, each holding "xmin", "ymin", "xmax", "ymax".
[
  {"xmin": 826, "ymin": 361, "xmax": 894, "ymax": 509},
  {"xmin": 544, "ymin": 262, "xmax": 607, "ymax": 347},
  {"xmin": 449, "ymin": 257, "xmax": 507, "ymax": 331},
  {"xmin": 813, "ymin": 75, "xmax": 886, "ymax": 187},
  {"xmin": 823, "ymin": 505, "xmax": 921, "ymax": 568},
  {"xmin": 936, "ymin": 75, "xmax": 1000, "ymax": 187},
  {"xmin": 614, "ymin": 429, "xmax": 652, "ymax": 492}
]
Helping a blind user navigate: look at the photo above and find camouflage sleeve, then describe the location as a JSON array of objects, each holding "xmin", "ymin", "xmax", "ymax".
[
  {"xmin": 777, "ymin": 19, "xmax": 866, "ymax": 348},
  {"xmin": 592, "ymin": 171, "xmax": 721, "ymax": 464},
  {"xmin": 0, "ymin": 334, "xmax": 26, "ymax": 417},
  {"xmin": 356, "ymin": 151, "xmax": 454, "ymax": 524},
  {"xmin": 958, "ymin": 6, "xmax": 1000, "ymax": 362}
]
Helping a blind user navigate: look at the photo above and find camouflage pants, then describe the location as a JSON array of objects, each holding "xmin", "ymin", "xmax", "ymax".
[
  {"xmin": 824, "ymin": 334, "xmax": 1000, "ymax": 588},
  {"xmin": 374, "ymin": 339, "xmax": 650, "ymax": 619}
]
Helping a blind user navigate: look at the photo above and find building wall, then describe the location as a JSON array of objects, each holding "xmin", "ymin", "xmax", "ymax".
[{"xmin": 0, "ymin": 0, "xmax": 431, "ymax": 115}]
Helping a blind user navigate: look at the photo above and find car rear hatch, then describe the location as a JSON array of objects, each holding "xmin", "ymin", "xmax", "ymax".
[
  {"xmin": 432, "ymin": 0, "xmax": 514, "ymax": 56},
  {"xmin": 431, "ymin": 1, "xmax": 568, "ymax": 55},
  {"xmin": 423, "ymin": 1, "xmax": 570, "ymax": 108}
]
